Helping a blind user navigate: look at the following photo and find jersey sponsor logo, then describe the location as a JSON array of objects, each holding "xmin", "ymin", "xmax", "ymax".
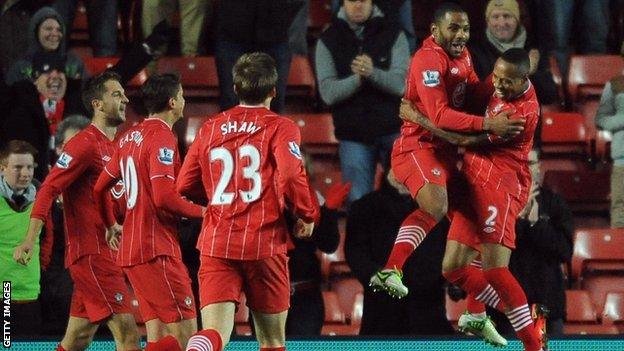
[
  {"xmin": 158, "ymin": 147, "xmax": 174, "ymax": 165},
  {"xmin": 483, "ymin": 226, "xmax": 496, "ymax": 234},
  {"xmin": 56, "ymin": 152, "xmax": 73, "ymax": 169},
  {"xmin": 288, "ymin": 141, "xmax": 302, "ymax": 160},
  {"xmin": 102, "ymin": 155, "xmax": 111, "ymax": 162},
  {"xmin": 451, "ymin": 82, "xmax": 467, "ymax": 108},
  {"xmin": 422, "ymin": 70, "xmax": 441, "ymax": 87}
]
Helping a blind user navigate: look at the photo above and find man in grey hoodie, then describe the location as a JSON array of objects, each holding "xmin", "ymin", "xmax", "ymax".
[
  {"xmin": 5, "ymin": 6, "xmax": 85, "ymax": 86},
  {"xmin": 595, "ymin": 41, "xmax": 624, "ymax": 228}
]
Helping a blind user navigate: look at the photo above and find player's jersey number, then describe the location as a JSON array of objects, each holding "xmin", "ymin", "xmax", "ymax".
[
  {"xmin": 210, "ymin": 145, "xmax": 261, "ymax": 205},
  {"xmin": 120, "ymin": 157, "xmax": 138, "ymax": 209}
]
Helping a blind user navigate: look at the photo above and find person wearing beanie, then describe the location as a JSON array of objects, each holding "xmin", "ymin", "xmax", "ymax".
[{"xmin": 470, "ymin": 0, "xmax": 558, "ymax": 106}]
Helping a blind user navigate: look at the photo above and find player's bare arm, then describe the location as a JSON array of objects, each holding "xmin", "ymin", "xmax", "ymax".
[
  {"xmin": 400, "ymin": 99, "xmax": 489, "ymax": 146},
  {"xmin": 13, "ymin": 218, "xmax": 44, "ymax": 265}
]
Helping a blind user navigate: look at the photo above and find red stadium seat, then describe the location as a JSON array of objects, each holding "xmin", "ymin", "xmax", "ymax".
[
  {"xmin": 287, "ymin": 55, "xmax": 316, "ymax": 98},
  {"xmin": 322, "ymin": 291, "xmax": 346, "ymax": 323},
  {"xmin": 82, "ymin": 56, "xmax": 148, "ymax": 87},
  {"xmin": 183, "ymin": 115, "xmax": 210, "ymax": 148},
  {"xmin": 445, "ymin": 295, "xmax": 468, "ymax": 328},
  {"xmin": 583, "ymin": 276, "xmax": 624, "ymax": 312},
  {"xmin": 602, "ymin": 292, "xmax": 624, "ymax": 325},
  {"xmin": 568, "ymin": 55, "xmax": 624, "ymax": 103},
  {"xmin": 288, "ymin": 113, "xmax": 338, "ymax": 155},
  {"xmin": 540, "ymin": 112, "xmax": 589, "ymax": 156},
  {"xmin": 331, "ymin": 278, "xmax": 364, "ymax": 322},
  {"xmin": 156, "ymin": 56, "xmax": 219, "ymax": 98},
  {"xmin": 565, "ymin": 290, "xmax": 598, "ymax": 323},
  {"xmin": 571, "ymin": 228, "xmax": 624, "ymax": 281},
  {"xmin": 542, "ymin": 170, "xmax": 610, "ymax": 212},
  {"xmin": 563, "ymin": 323, "xmax": 619, "ymax": 334}
]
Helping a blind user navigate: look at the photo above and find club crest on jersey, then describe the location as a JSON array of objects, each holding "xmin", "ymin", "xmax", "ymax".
[
  {"xmin": 184, "ymin": 296, "xmax": 193, "ymax": 307},
  {"xmin": 450, "ymin": 67, "xmax": 459, "ymax": 75},
  {"xmin": 114, "ymin": 293, "xmax": 124, "ymax": 303},
  {"xmin": 422, "ymin": 70, "xmax": 441, "ymax": 87},
  {"xmin": 158, "ymin": 147, "xmax": 174, "ymax": 165},
  {"xmin": 56, "ymin": 152, "xmax": 73, "ymax": 169},
  {"xmin": 491, "ymin": 103, "xmax": 505, "ymax": 115},
  {"xmin": 431, "ymin": 168, "xmax": 441, "ymax": 176},
  {"xmin": 452, "ymin": 82, "xmax": 467, "ymax": 108},
  {"xmin": 288, "ymin": 141, "xmax": 302, "ymax": 160}
]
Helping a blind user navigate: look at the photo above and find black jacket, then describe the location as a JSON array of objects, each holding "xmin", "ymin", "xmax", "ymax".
[
  {"xmin": 345, "ymin": 183, "xmax": 454, "ymax": 335},
  {"xmin": 469, "ymin": 36, "xmax": 558, "ymax": 105},
  {"xmin": 320, "ymin": 16, "xmax": 402, "ymax": 143}
]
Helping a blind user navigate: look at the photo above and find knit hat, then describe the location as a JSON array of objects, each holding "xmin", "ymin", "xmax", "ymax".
[{"xmin": 486, "ymin": 0, "xmax": 520, "ymax": 21}]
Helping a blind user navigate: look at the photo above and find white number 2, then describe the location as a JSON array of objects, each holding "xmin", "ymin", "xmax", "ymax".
[
  {"xmin": 120, "ymin": 156, "xmax": 138, "ymax": 209},
  {"xmin": 485, "ymin": 205, "xmax": 498, "ymax": 226},
  {"xmin": 210, "ymin": 145, "xmax": 261, "ymax": 205}
]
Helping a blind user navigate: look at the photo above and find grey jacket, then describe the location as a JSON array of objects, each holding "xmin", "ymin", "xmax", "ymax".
[{"xmin": 595, "ymin": 81, "xmax": 624, "ymax": 164}]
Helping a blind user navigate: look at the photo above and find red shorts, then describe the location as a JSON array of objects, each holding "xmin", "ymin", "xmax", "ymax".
[
  {"xmin": 68, "ymin": 254, "xmax": 132, "ymax": 323},
  {"xmin": 123, "ymin": 256, "xmax": 196, "ymax": 323},
  {"xmin": 391, "ymin": 147, "xmax": 459, "ymax": 198},
  {"xmin": 448, "ymin": 184, "xmax": 524, "ymax": 250},
  {"xmin": 198, "ymin": 254, "xmax": 290, "ymax": 313}
]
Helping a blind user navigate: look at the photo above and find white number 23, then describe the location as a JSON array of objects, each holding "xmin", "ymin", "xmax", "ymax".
[{"xmin": 210, "ymin": 145, "xmax": 261, "ymax": 205}]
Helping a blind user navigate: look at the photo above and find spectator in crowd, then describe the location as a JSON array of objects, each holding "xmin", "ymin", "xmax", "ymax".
[
  {"xmin": 538, "ymin": 0, "xmax": 610, "ymax": 80},
  {"xmin": 213, "ymin": 0, "xmax": 303, "ymax": 113},
  {"xmin": 288, "ymin": 0, "xmax": 309, "ymax": 55},
  {"xmin": 142, "ymin": 0, "xmax": 208, "ymax": 56},
  {"xmin": 470, "ymin": 0, "xmax": 558, "ymax": 105},
  {"xmin": 0, "ymin": 0, "xmax": 49, "ymax": 77},
  {"xmin": 330, "ymin": 0, "xmax": 417, "ymax": 53},
  {"xmin": 51, "ymin": 0, "xmax": 117, "ymax": 57},
  {"xmin": 6, "ymin": 6, "xmax": 85, "ymax": 86},
  {"xmin": 345, "ymin": 172, "xmax": 454, "ymax": 335},
  {"xmin": 487, "ymin": 149, "xmax": 574, "ymax": 336},
  {"xmin": 39, "ymin": 115, "xmax": 90, "ymax": 336},
  {"xmin": 595, "ymin": 40, "xmax": 624, "ymax": 228},
  {"xmin": 316, "ymin": 0, "xmax": 409, "ymax": 203},
  {"xmin": 285, "ymin": 178, "xmax": 348, "ymax": 335},
  {"xmin": 0, "ymin": 140, "xmax": 49, "ymax": 336},
  {"xmin": 1, "ymin": 21, "xmax": 173, "ymax": 181}
]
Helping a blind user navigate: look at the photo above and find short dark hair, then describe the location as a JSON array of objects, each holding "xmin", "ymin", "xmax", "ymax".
[
  {"xmin": 232, "ymin": 52, "xmax": 278, "ymax": 105},
  {"xmin": 55, "ymin": 114, "xmax": 91, "ymax": 148},
  {"xmin": 141, "ymin": 73, "xmax": 181, "ymax": 115},
  {"xmin": 433, "ymin": 2, "xmax": 466, "ymax": 24},
  {"xmin": 82, "ymin": 71, "xmax": 122, "ymax": 116},
  {"xmin": 500, "ymin": 48, "xmax": 531, "ymax": 77},
  {"xmin": 0, "ymin": 140, "xmax": 38, "ymax": 165}
]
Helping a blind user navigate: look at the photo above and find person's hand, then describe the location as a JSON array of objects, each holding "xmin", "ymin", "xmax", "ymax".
[
  {"xmin": 106, "ymin": 223, "xmax": 123, "ymax": 251},
  {"xmin": 399, "ymin": 98, "xmax": 424, "ymax": 124},
  {"xmin": 519, "ymin": 183, "xmax": 539, "ymax": 221},
  {"xmin": 324, "ymin": 182, "xmax": 351, "ymax": 209},
  {"xmin": 528, "ymin": 49, "xmax": 540, "ymax": 75},
  {"xmin": 351, "ymin": 54, "xmax": 374, "ymax": 77},
  {"xmin": 483, "ymin": 110, "xmax": 525, "ymax": 137},
  {"xmin": 294, "ymin": 218, "xmax": 315, "ymax": 239},
  {"xmin": 13, "ymin": 240, "xmax": 35, "ymax": 265}
]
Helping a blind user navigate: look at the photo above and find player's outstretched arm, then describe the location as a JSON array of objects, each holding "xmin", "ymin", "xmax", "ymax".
[
  {"xmin": 399, "ymin": 99, "xmax": 489, "ymax": 146},
  {"xmin": 151, "ymin": 176, "xmax": 204, "ymax": 218},
  {"xmin": 93, "ymin": 167, "xmax": 121, "ymax": 229},
  {"xmin": 176, "ymin": 135, "xmax": 203, "ymax": 199}
]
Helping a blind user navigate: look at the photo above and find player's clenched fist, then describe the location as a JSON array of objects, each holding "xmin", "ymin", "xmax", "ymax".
[
  {"xmin": 106, "ymin": 223, "xmax": 123, "ymax": 251},
  {"xmin": 13, "ymin": 240, "xmax": 34, "ymax": 265},
  {"xmin": 294, "ymin": 218, "xmax": 315, "ymax": 239}
]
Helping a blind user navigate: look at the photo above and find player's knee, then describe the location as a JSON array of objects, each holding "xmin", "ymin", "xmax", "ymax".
[
  {"xmin": 65, "ymin": 331, "xmax": 93, "ymax": 350},
  {"xmin": 441, "ymin": 257, "xmax": 464, "ymax": 276},
  {"xmin": 422, "ymin": 200, "xmax": 447, "ymax": 221}
]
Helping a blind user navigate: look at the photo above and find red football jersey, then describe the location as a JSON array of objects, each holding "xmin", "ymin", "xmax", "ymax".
[
  {"xmin": 396, "ymin": 36, "xmax": 492, "ymax": 153},
  {"xmin": 177, "ymin": 105, "xmax": 320, "ymax": 260},
  {"xmin": 103, "ymin": 118, "xmax": 187, "ymax": 267},
  {"xmin": 31, "ymin": 124, "xmax": 116, "ymax": 266},
  {"xmin": 463, "ymin": 82, "xmax": 540, "ymax": 201}
]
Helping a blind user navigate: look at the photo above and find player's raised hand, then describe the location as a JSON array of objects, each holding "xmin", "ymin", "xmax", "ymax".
[
  {"xmin": 484, "ymin": 111, "xmax": 525, "ymax": 137},
  {"xmin": 528, "ymin": 49, "xmax": 540, "ymax": 75},
  {"xmin": 13, "ymin": 240, "xmax": 34, "ymax": 265},
  {"xmin": 294, "ymin": 218, "xmax": 315, "ymax": 239},
  {"xmin": 106, "ymin": 223, "xmax": 123, "ymax": 251}
]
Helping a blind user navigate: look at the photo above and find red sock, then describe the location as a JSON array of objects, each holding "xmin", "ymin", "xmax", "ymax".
[
  {"xmin": 466, "ymin": 295, "xmax": 486, "ymax": 314},
  {"xmin": 145, "ymin": 335, "xmax": 182, "ymax": 351},
  {"xmin": 443, "ymin": 265, "xmax": 506, "ymax": 312},
  {"xmin": 384, "ymin": 209, "xmax": 438, "ymax": 270},
  {"xmin": 186, "ymin": 329, "xmax": 223, "ymax": 351},
  {"xmin": 484, "ymin": 267, "xmax": 542, "ymax": 351},
  {"xmin": 260, "ymin": 348, "xmax": 286, "ymax": 351},
  {"xmin": 56, "ymin": 345, "xmax": 67, "ymax": 351}
]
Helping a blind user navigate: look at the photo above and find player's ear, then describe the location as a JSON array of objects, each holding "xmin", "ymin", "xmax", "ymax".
[
  {"xmin": 92, "ymin": 98, "xmax": 103, "ymax": 112},
  {"xmin": 168, "ymin": 96, "xmax": 176, "ymax": 109},
  {"xmin": 430, "ymin": 22, "xmax": 438, "ymax": 37},
  {"xmin": 269, "ymin": 87, "xmax": 276, "ymax": 98}
]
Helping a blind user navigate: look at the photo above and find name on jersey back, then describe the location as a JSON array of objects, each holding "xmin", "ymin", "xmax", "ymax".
[
  {"xmin": 119, "ymin": 131, "xmax": 144, "ymax": 148},
  {"xmin": 220, "ymin": 121, "xmax": 260, "ymax": 136}
]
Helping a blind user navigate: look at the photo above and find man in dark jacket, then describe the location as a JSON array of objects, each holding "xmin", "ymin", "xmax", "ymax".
[
  {"xmin": 345, "ymin": 172, "xmax": 454, "ymax": 335},
  {"xmin": 488, "ymin": 149, "xmax": 574, "ymax": 336},
  {"xmin": 315, "ymin": 0, "xmax": 409, "ymax": 204},
  {"xmin": 469, "ymin": 0, "xmax": 558, "ymax": 105}
]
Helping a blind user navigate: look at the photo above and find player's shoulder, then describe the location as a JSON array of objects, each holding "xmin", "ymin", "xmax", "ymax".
[{"xmin": 62, "ymin": 127, "xmax": 96, "ymax": 154}]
